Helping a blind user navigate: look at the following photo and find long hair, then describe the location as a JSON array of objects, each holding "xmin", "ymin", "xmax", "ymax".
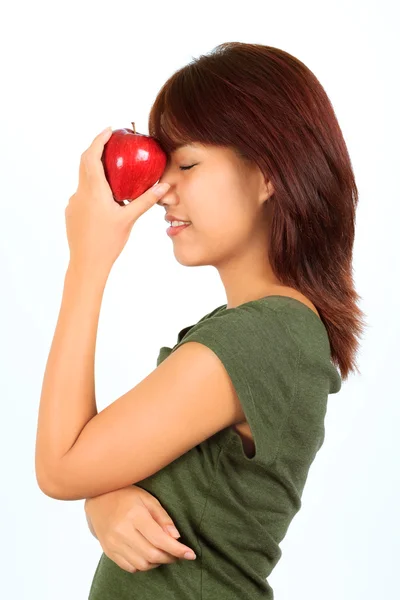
[{"xmin": 148, "ymin": 42, "xmax": 367, "ymax": 381}]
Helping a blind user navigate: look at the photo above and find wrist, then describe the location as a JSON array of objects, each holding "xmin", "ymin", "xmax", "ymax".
[{"xmin": 66, "ymin": 261, "xmax": 111, "ymax": 287}]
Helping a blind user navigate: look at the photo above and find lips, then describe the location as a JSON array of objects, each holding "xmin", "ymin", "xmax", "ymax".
[
  {"xmin": 166, "ymin": 222, "xmax": 191, "ymax": 236},
  {"xmin": 165, "ymin": 214, "xmax": 191, "ymax": 223}
]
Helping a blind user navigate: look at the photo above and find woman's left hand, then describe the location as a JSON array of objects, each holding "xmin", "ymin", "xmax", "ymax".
[{"xmin": 65, "ymin": 126, "xmax": 170, "ymax": 276}]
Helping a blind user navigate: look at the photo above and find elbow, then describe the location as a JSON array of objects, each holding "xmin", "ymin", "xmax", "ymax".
[
  {"xmin": 36, "ymin": 472, "xmax": 64, "ymax": 499},
  {"xmin": 36, "ymin": 474, "xmax": 80, "ymax": 500},
  {"xmin": 36, "ymin": 471, "xmax": 86, "ymax": 501},
  {"xmin": 35, "ymin": 460, "xmax": 70, "ymax": 500}
]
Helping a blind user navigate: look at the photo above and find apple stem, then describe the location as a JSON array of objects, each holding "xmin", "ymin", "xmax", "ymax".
[{"xmin": 131, "ymin": 122, "xmax": 136, "ymax": 134}]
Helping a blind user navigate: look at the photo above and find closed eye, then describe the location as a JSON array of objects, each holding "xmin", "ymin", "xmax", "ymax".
[{"xmin": 179, "ymin": 164, "xmax": 196, "ymax": 171}]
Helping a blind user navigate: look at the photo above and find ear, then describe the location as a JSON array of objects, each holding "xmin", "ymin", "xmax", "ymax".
[{"xmin": 258, "ymin": 174, "xmax": 275, "ymax": 206}]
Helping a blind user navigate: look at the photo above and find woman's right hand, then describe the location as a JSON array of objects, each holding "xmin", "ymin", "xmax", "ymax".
[{"xmin": 84, "ymin": 485, "xmax": 197, "ymax": 573}]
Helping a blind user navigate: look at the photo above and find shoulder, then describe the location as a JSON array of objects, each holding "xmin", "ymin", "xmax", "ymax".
[{"xmin": 174, "ymin": 300, "xmax": 303, "ymax": 385}]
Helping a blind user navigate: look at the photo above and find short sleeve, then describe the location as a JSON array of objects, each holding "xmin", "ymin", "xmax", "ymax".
[
  {"xmin": 156, "ymin": 305, "xmax": 226, "ymax": 367},
  {"xmin": 171, "ymin": 301, "xmax": 302, "ymax": 465}
]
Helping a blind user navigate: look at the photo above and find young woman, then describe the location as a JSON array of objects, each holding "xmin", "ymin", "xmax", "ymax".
[{"xmin": 36, "ymin": 42, "xmax": 366, "ymax": 599}]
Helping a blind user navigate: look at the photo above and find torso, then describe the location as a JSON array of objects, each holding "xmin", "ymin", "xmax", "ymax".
[{"xmin": 231, "ymin": 288, "xmax": 321, "ymax": 458}]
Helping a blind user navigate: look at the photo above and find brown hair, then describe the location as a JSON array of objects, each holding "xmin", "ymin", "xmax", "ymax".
[{"xmin": 148, "ymin": 42, "xmax": 367, "ymax": 381}]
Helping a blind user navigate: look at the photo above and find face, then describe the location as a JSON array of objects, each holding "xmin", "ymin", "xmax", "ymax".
[{"xmin": 158, "ymin": 142, "xmax": 273, "ymax": 268}]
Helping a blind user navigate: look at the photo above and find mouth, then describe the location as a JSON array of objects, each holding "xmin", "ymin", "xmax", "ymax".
[{"xmin": 166, "ymin": 223, "xmax": 191, "ymax": 236}]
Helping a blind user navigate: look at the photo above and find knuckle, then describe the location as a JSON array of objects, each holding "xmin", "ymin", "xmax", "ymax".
[
  {"xmin": 147, "ymin": 548, "xmax": 164, "ymax": 563},
  {"xmin": 120, "ymin": 560, "xmax": 135, "ymax": 573},
  {"xmin": 126, "ymin": 503, "xmax": 141, "ymax": 519},
  {"xmin": 116, "ymin": 560, "xmax": 128, "ymax": 572},
  {"xmin": 107, "ymin": 534, "xmax": 121, "ymax": 550},
  {"xmin": 138, "ymin": 558, "xmax": 150, "ymax": 571},
  {"xmin": 128, "ymin": 504, "xmax": 143, "ymax": 518},
  {"xmin": 112, "ymin": 523, "xmax": 125, "ymax": 537},
  {"xmin": 103, "ymin": 549, "xmax": 115, "ymax": 564},
  {"xmin": 80, "ymin": 151, "xmax": 92, "ymax": 167},
  {"xmin": 106, "ymin": 530, "xmax": 117, "ymax": 542}
]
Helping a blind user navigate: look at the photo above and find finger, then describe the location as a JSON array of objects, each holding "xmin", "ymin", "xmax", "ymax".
[
  {"xmin": 123, "ymin": 183, "xmax": 170, "ymax": 221},
  {"xmin": 133, "ymin": 509, "xmax": 195, "ymax": 560},
  {"xmin": 79, "ymin": 127, "xmax": 113, "ymax": 188},
  {"xmin": 120, "ymin": 528, "xmax": 178, "ymax": 571},
  {"xmin": 110, "ymin": 550, "xmax": 173, "ymax": 574},
  {"xmin": 109, "ymin": 550, "xmax": 138, "ymax": 573},
  {"xmin": 89, "ymin": 126, "xmax": 113, "ymax": 157},
  {"xmin": 137, "ymin": 493, "xmax": 181, "ymax": 539}
]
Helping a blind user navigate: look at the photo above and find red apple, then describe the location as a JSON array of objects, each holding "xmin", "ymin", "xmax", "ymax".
[{"xmin": 101, "ymin": 122, "xmax": 167, "ymax": 203}]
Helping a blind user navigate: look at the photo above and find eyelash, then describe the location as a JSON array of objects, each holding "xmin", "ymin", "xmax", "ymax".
[{"xmin": 179, "ymin": 164, "xmax": 196, "ymax": 171}]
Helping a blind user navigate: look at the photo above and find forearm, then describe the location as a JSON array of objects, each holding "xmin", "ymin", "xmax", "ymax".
[
  {"xmin": 84, "ymin": 484, "xmax": 136, "ymax": 540},
  {"xmin": 35, "ymin": 263, "xmax": 109, "ymax": 486}
]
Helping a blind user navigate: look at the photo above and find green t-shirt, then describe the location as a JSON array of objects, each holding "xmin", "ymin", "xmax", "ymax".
[{"xmin": 88, "ymin": 296, "xmax": 342, "ymax": 599}]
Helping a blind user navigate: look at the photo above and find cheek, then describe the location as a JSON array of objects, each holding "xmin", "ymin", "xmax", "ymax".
[
  {"xmin": 199, "ymin": 210, "xmax": 246, "ymax": 245},
  {"xmin": 189, "ymin": 174, "xmax": 244, "ymax": 235}
]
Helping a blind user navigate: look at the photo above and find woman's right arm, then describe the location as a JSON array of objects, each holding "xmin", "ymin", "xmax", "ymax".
[{"xmin": 84, "ymin": 486, "xmax": 197, "ymax": 573}]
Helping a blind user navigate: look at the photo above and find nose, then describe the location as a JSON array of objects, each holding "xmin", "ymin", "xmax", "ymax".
[{"xmin": 156, "ymin": 186, "xmax": 172, "ymax": 207}]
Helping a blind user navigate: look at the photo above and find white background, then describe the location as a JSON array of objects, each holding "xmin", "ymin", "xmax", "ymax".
[{"xmin": 1, "ymin": 1, "xmax": 398, "ymax": 598}]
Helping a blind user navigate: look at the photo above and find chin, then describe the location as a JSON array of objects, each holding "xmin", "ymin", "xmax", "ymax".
[
  {"xmin": 174, "ymin": 253, "xmax": 207, "ymax": 267},
  {"xmin": 172, "ymin": 245, "xmax": 210, "ymax": 268}
]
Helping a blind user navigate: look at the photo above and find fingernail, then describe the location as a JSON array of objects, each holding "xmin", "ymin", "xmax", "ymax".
[
  {"xmin": 184, "ymin": 551, "xmax": 197, "ymax": 560},
  {"xmin": 167, "ymin": 525, "xmax": 180, "ymax": 538},
  {"xmin": 153, "ymin": 183, "xmax": 170, "ymax": 197}
]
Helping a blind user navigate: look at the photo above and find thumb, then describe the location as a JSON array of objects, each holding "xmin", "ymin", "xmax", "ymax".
[
  {"xmin": 151, "ymin": 182, "xmax": 171, "ymax": 198},
  {"xmin": 125, "ymin": 183, "xmax": 170, "ymax": 219}
]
